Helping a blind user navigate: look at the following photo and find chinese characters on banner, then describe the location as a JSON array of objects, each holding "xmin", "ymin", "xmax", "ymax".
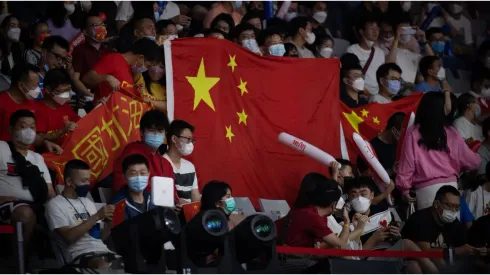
[{"xmin": 43, "ymin": 93, "xmax": 151, "ymax": 187}]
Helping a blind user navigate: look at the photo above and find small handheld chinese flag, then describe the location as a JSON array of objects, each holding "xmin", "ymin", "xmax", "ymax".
[
  {"xmin": 112, "ymin": 200, "xmax": 126, "ymax": 227},
  {"xmin": 182, "ymin": 202, "xmax": 201, "ymax": 222}
]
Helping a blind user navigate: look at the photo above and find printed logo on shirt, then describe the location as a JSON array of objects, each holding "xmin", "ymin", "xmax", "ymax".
[
  {"xmin": 7, "ymin": 163, "xmax": 18, "ymax": 176},
  {"xmin": 74, "ymin": 211, "xmax": 90, "ymax": 223},
  {"xmin": 484, "ymin": 202, "xmax": 490, "ymax": 216},
  {"xmin": 430, "ymin": 233, "xmax": 447, "ymax": 249}
]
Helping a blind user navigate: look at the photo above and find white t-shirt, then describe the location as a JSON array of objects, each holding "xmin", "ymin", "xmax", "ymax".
[
  {"xmin": 0, "ymin": 141, "xmax": 52, "ymax": 201},
  {"xmin": 465, "ymin": 185, "xmax": 490, "ymax": 220},
  {"xmin": 45, "ymin": 195, "xmax": 111, "ymax": 262},
  {"xmin": 347, "ymin": 44, "xmax": 385, "ymax": 95},
  {"xmin": 115, "ymin": 1, "xmax": 133, "ymax": 22},
  {"xmin": 163, "ymin": 154, "xmax": 198, "ymax": 203},
  {"xmin": 446, "ymin": 15, "xmax": 473, "ymax": 45},
  {"xmin": 452, "ymin": 116, "xmax": 484, "ymax": 141},
  {"xmin": 395, "ymin": 48, "xmax": 422, "ymax": 84},
  {"xmin": 370, "ymin": 94, "xmax": 392, "ymax": 104}
]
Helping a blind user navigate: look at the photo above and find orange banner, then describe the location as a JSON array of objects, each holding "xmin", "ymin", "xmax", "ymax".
[{"xmin": 43, "ymin": 93, "xmax": 151, "ymax": 187}]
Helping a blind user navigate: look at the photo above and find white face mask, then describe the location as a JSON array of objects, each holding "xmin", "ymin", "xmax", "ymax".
[
  {"xmin": 364, "ymin": 37, "xmax": 375, "ymax": 48},
  {"xmin": 54, "ymin": 91, "xmax": 71, "ymax": 105},
  {"xmin": 351, "ymin": 196, "xmax": 371, "ymax": 213},
  {"xmin": 178, "ymin": 141, "xmax": 194, "ymax": 156},
  {"xmin": 14, "ymin": 128, "xmax": 36, "ymax": 145},
  {"xmin": 347, "ymin": 77, "xmax": 365, "ymax": 92},
  {"xmin": 7, "ymin": 28, "xmax": 21, "ymax": 42},
  {"xmin": 439, "ymin": 208, "xmax": 458, "ymax": 223},
  {"xmin": 305, "ymin": 32, "xmax": 316, "ymax": 45},
  {"xmin": 23, "ymin": 83, "xmax": 41, "ymax": 100},
  {"xmin": 242, "ymin": 39, "xmax": 260, "ymax": 53},
  {"xmin": 64, "ymin": 3, "xmax": 76, "ymax": 15},
  {"xmin": 437, "ymin": 67, "xmax": 446, "ymax": 81},
  {"xmin": 284, "ymin": 12, "xmax": 298, "ymax": 22},
  {"xmin": 319, "ymin": 47, "xmax": 333, "ymax": 58},
  {"xmin": 481, "ymin": 88, "xmax": 490, "ymax": 98},
  {"xmin": 168, "ymin": 34, "xmax": 179, "ymax": 41},
  {"xmin": 313, "ymin": 11, "xmax": 327, "ymax": 24},
  {"xmin": 401, "ymin": 1, "xmax": 411, "ymax": 12}
]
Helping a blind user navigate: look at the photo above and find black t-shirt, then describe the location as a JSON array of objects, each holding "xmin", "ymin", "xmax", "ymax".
[
  {"xmin": 467, "ymin": 215, "xmax": 490, "ymax": 247},
  {"xmin": 340, "ymin": 91, "xmax": 368, "ymax": 108},
  {"xmin": 370, "ymin": 136, "xmax": 396, "ymax": 172},
  {"xmin": 401, "ymin": 208, "xmax": 467, "ymax": 248}
]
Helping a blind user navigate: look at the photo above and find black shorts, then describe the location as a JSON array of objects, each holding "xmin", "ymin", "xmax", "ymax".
[{"xmin": 0, "ymin": 200, "xmax": 32, "ymax": 224}]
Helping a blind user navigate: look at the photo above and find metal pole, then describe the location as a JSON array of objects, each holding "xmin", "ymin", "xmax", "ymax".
[{"xmin": 15, "ymin": 222, "xmax": 25, "ymax": 274}]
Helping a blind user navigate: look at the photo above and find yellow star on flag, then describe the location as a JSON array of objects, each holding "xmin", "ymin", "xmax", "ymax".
[
  {"xmin": 227, "ymin": 55, "xmax": 237, "ymax": 72},
  {"xmin": 343, "ymin": 111, "xmax": 364, "ymax": 133},
  {"xmin": 237, "ymin": 109, "xmax": 248, "ymax": 126},
  {"xmin": 361, "ymin": 109, "xmax": 369, "ymax": 117},
  {"xmin": 186, "ymin": 57, "xmax": 220, "ymax": 111},
  {"xmin": 373, "ymin": 116, "xmax": 380, "ymax": 125},
  {"xmin": 225, "ymin": 125, "xmax": 235, "ymax": 142},
  {"xmin": 237, "ymin": 78, "xmax": 248, "ymax": 96}
]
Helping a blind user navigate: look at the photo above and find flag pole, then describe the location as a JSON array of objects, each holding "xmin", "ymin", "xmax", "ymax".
[{"xmin": 164, "ymin": 39, "xmax": 174, "ymax": 122}]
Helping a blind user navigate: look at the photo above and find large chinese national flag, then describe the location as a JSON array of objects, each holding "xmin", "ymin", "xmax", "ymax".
[
  {"xmin": 165, "ymin": 38, "xmax": 341, "ymax": 205},
  {"xmin": 340, "ymin": 93, "xmax": 423, "ymax": 162}
]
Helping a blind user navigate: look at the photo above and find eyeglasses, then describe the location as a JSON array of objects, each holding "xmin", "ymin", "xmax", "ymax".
[
  {"xmin": 439, "ymin": 201, "xmax": 460, "ymax": 212},
  {"xmin": 179, "ymin": 136, "xmax": 196, "ymax": 144},
  {"xmin": 49, "ymin": 50, "xmax": 67, "ymax": 62}
]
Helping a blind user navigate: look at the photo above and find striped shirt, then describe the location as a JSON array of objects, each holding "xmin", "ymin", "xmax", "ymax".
[{"xmin": 163, "ymin": 154, "xmax": 198, "ymax": 203}]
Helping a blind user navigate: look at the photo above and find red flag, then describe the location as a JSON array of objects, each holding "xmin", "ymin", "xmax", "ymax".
[
  {"xmin": 112, "ymin": 200, "xmax": 126, "ymax": 227},
  {"xmin": 42, "ymin": 93, "xmax": 151, "ymax": 187},
  {"xmin": 182, "ymin": 202, "xmax": 201, "ymax": 222},
  {"xmin": 341, "ymin": 93, "xmax": 423, "ymax": 162},
  {"xmin": 166, "ymin": 38, "xmax": 341, "ymax": 205}
]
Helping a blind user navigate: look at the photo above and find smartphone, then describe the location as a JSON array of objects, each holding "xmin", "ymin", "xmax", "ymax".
[{"xmin": 402, "ymin": 27, "xmax": 416, "ymax": 36}]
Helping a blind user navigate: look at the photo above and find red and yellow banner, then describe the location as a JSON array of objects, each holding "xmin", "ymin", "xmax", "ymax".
[{"xmin": 43, "ymin": 93, "xmax": 151, "ymax": 187}]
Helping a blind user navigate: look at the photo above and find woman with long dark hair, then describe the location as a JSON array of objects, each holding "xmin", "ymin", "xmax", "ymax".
[
  {"xmin": 0, "ymin": 14, "xmax": 24, "ymax": 76},
  {"xmin": 46, "ymin": 1, "xmax": 82, "ymax": 41},
  {"xmin": 396, "ymin": 92, "xmax": 481, "ymax": 210}
]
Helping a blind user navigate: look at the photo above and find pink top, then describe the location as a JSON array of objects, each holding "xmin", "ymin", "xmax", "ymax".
[{"xmin": 396, "ymin": 125, "xmax": 481, "ymax": 195}]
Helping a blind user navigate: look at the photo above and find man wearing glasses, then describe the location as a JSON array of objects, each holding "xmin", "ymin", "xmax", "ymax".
[
  {"xmin": 164, "ymin": 120, "xmax": 200, "ymax": 204},
  {"xmin": 401, "ymin": 185, "xmax": 485, "ymax": 272}
]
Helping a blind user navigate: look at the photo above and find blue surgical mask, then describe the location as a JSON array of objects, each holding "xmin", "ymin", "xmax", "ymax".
[
  {"xmin": 431, "ymin": 41, "xmax": 445, "ymax": 54},
  {"xmin": 222, "ymin": 197, "xmax": 236, "ymax": 214},
  {"xmin": 387, "ymin": 79, "xmax": 401, "ymax": 95},
  {"xmin": 144, "ymin": 133, "xmax": 164, "ymax": 148},
  {"xmin": 75, "ymin": 184, "xmax": 90, "ymax": 197},
  {"xmin": 269, "ymin": 44, "xmax": 286, "ymax": 56},
  {"xmin": 128, "ymin": 176, "xmax": 149, "ymax": 192},
  {"xmin": 475, "ymin": 104, "xmax": 482, "ymax": 117}
]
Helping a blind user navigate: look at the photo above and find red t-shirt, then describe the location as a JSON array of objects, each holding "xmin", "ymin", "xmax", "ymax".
[
  {"xmin": 0, "ymin": 92, "xmax": 40, "ymax": 141},
  {"xmin": 92, "ymin": 53, "xmax": 136, "ymax": 103},
  {"xmin": 281, "ymin": 206, "xmax": 333, "ymax": 247},
  {"xmin": 35, "ymin": 101, "xmax": 80, "ymax": 145},
  {"xmin": 112, "ymin": 141, "xmax": 178, "ymax": 202}
]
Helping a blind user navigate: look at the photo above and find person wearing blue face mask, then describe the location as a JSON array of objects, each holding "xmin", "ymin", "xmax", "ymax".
[
  {"xmin": 453, "ymin": 93, "xmax": 484, "ymax": 144},
  {"xmin": 261, "ymin": 27, "xmax": 286, "ymax": 57},
  {"xmin": 371, "ymin": 63, "xmax": 402, "ymax": 104},
  {"xmin": 112, "ymin": 110, "xmax": 178, "ymax": 204},
  {"xmin": 200, "ymin": 181, "xmax": 246, "ymax": 230},
  {"xmin": 45, "ymin": 159, "xmax": 120, "ymax": 268},
  {"xmin": 111, "ymin": 154, "xmax": 156, "ymax": 220},
  {"xmin": 426, "ymin": 27, "xmax": 446, "ymax": 56}
]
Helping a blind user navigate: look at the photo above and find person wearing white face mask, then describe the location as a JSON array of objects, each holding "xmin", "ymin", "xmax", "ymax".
[
  {"xmin": 0, "ymin": 109, "xmax": 56, "ymax": 257},
  {"xmin": 285, "ymin": 16, "xmax": 316, "ymax": 58},
  {"xmin": 415, "ymin": 55, "xmax": 451, "ymax": 94},
  {"xmin": 0, "ymin": 14, "xmax": 24, "ymax": 76},
  {"xmin": 402, "ymin": 186, "xmax": 482, "ymax": 271},
  {"xmin": 314, "ymin": 35, "xmax": 334, "ymax": 58},
  {"xmin": 46, "ymin": 1, "xmax": 81, "ymax": 42},
  {"xmin": 468, "ymin": 70, "xmax": 490, "ymax": 120},
  {"xmin": 164, "ymin": 120, "xmax": 200, "ymax": 204},
  {"xmin": 36, "ymin": 68, "xmax": 80, "ymax": 146},
  {"xmin": 340, "ymin": 62, "xmax": 368, "ymax": 108},
  {"xmin": 233, "ymin": 23, "xmax": 262, "ymax": 55},
  {"xmin": 347, "ymin": 16, "xmax": 385, "ymax": 95}
]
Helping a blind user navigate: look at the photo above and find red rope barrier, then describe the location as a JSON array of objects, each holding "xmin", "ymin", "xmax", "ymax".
[{"xmin": 276, "ymin": 246, "xmax": 444, "ymax": 259}]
